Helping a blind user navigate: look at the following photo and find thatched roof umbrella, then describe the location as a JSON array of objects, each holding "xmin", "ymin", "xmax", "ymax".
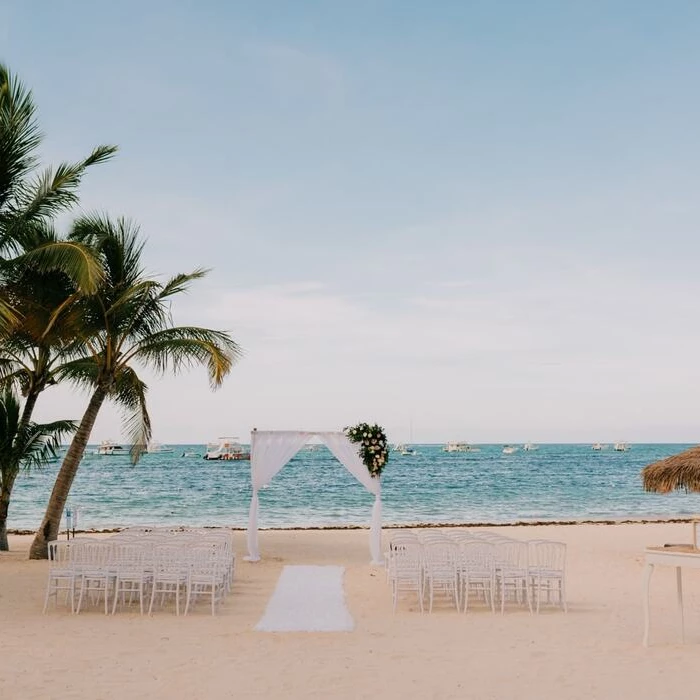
[{"xmin": 642, "ymin": 446, "xmax": 700, "ymax": 493}]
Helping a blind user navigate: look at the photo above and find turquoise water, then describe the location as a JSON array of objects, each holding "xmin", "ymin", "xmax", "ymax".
[{"xmin": 8, "ymin": 443, "xmax": 700, "ymax": 531}]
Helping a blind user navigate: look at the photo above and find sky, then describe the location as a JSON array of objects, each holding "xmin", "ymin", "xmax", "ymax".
[{"xmin": 2, "ymin": 1, "xmax": 700, "ymax": 444}]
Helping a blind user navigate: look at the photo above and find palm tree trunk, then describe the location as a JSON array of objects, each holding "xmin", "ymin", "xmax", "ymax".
[
  {"xmin": 18, "ymin": 389, "xmax": 40, "ymax": 432},
  {"xmin": 28, "ymin": 388, "xmax": 106, "ymax": 559},
  {"xmin": 0, "ymin": 469, "xmax": 18, "ymax": 551}
]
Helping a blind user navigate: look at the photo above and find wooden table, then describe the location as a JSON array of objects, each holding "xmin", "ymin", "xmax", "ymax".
[{"xmin": 643, "ymin": 545, "xmax": 700, "ymax": 646}]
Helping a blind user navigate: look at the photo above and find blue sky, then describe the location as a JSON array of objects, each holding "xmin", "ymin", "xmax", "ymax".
[{"xmin": 3, "ymin": 1, "xmax": 700, "ymax": 443}]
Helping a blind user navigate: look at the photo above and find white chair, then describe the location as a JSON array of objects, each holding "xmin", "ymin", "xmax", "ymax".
[
  {"xmin": 528, "ymin": 540, "xmax": 567, "ymax": 613},
  {"xmin": 111, "ymin": 543, "xmax": 151, "ymax": 615},
  {"xmin": 75, "ymin": 541, "xmax": 115, "ymax": 615},
  {"xmin": 494, "ymin": 540, "xmax": 532, "ymax": 614},
  {"xmin": 185, "ymin": 544, "xmax": 227, "ymax": 616},
  {"xmin": 387, "ymin": 540, "xmax": 423, "ymax": 613},
  {"xmin": 459, "ymin": 540, "xmax": 496, "ymax": 613},
  {"xmin": 422, "ymin": 540, "xmax": 459, "ymax": 613},
  {"xmin": 385, "ymin": 533, "xmax": 419, "ymax": 581},
  {"xmin": 148, "ymin": 545, "xmax": 189, "ymax": 615},
  {"xmin": 43, "ymin": 541, "xmax": 78, "ymax": 613}
]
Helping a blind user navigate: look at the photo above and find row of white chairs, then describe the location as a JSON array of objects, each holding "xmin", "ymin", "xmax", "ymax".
[
  {"xmin": 43, "ymin": 528, "xmax": 235, "ymax": 616},
  {"xmin": 386, "ymin": 530, "xmax": 567, "ymax": 614}
]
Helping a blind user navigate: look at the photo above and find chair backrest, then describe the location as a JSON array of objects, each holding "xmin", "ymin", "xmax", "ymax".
[
  {"xmin": 529, "ymin": 540, "xmax": 566, "ymax": 572},
  {"xmin": 423, "ymin": 539, "xmax": 458, "ymax": 567},
  {"xmin": 494, "ymin": 540, "xmax": 529, "ymax": 571},
  {"xmin": 460, "ymin": 540, "xmax": 496, "ymax": 573},
  {"xmin": 48, "ymin": 540, "xmax": 71, "ymax": 568},
  {"xmin": 153, "ymin": 544, "xmax": 188, "ymax": 573},
  {"xmin": 76, "ymin": 541, "xmax": 113, "ymax": 567},
  {"xmin": 114, "ymin": 543, "xmax": 147, "ymax": 570}
]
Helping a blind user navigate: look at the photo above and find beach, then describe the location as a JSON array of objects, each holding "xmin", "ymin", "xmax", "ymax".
[{"xmin": 2, "ymin": 522, "xmax": 700, "ymax": 700}]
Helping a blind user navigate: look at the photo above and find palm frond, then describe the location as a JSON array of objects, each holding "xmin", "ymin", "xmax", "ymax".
[
  {"xmin": 127, "ymin": 326, "xmax": 242, "ymax": 388},
  {"xmin": 111, "ymin": 366, "xmax": 150, "ymax": 464},
  {"xmin": 16, "ymin": 240, "xmax": 104, "ymax": 294},
  {"xmin": 0, "ymin": 388, "xmax": 75, "ymax": 474},
  {"xmin": 52, "ymin": 357, "xmax": 101, "ymax": 393},
  {"xmin": 19, "ymin": 418, "xmax": 76, "ymax": 470},
  {"xmin": 0, "ymin": 296, "xmax": 19, "ymax": 333},
  {"xmin": 15, "ymin": 145, "xmax": 117, "ymax": 223},
  {"xmin": 0, "ymin": 64, "xmax": 42, "ymax": 212},
  {"xmin": 158, "ymin": 269, "xmax": 210, "ymax": 299}
]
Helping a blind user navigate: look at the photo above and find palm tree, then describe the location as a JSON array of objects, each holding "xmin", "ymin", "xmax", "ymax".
[
  {"xmin": 28, "ymin": 215, "xmax": 241, "ymax": 558},
  {"xmin": 0, "ymin": 63, "xmax": 116, "ymax": 324},
  {"xmin": 0, "ymin": 222, "xmax": 106, "ymax": 542},
  {"xmin": 0, "ymin": 65, "xmax": 116, "ymax": 540},
  {"xmin": 0, "ymin": 387, "xmax": 75, "ymax": 550},
  {"xmin": 0, "ymin": 223, "xmax": 90, "ymax": 413}
]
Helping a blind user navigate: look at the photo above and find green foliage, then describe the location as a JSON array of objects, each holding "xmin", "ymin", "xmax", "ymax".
[
  {"xmin": 54, "ymin": 214, "xmax": 241, "ymax": 463},
  {"xmin": 345, "ymin": 422, "xmax": 389, "ymax": 478},
  {"xmin": 0, "ymin": 387, "xmax": 75, "ymax": 475}
]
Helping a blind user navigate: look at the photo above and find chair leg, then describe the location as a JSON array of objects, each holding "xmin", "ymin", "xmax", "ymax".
[
  {"xmin": 42, "ymin": 578, "xmax": 53, "ymax": 614},
  {"xmin": 148, "ymin": 583, "xmax": 156, "ymax": 615},
  {"xmin": 76, "ymin": 579, "xmax": 86, "ymax": 614},
  {"xmin": 112, "ymin": 580, "xmax": 120, "ymax": 615},
  {"xmin": 525, "ymin": 577, "xmax": 533, "ymax": 614},
  {"xmin": 561, "ymin": 578, "xmax": 568, "ymax": 612}
]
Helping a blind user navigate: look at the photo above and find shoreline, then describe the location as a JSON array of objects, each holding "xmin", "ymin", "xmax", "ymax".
[{"xmin": 7, "ymin": 514, "xmax": 698, "ymax": 536}]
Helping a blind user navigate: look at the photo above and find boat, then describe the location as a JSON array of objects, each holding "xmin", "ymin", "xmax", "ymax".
[
  {"xmin": 502, "ymin": 445, "xmax": 518, "ymax": 455},
  {"xmin": 442, "ymin": 442, "xmax": 480, "ymax": 453},
  {"xmin": 613, "ymin": 442, "xmax": 630, "ymax": 452},
  {"xmin": 592, "ymin": 443, "xmax": 607, "ymax": 451},
  {"xmin": 96, "ymin": 440, "xmax": 126, "ymax": 456},
  {"xmin": 393, "ymin": 443, "xmax": 418, "ymax": 456},
  {"xmin": 203, "ymin": 437, "xmax": 251, "ymax": 461},
  {"xmin": 522, "ymin": 442, "xmax": 539, "ymax": 451},
  {"xmin": 304, "ymin": 444, "xmax": 322, "ymax": 452},
  {"xmin": 146, "ymin": 441, "xmax": 174, "ymax": 454}
]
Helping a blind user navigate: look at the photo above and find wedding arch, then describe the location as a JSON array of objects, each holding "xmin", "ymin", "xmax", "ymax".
[{"xmin": 245, "ymin": 429, "xmax": 383, "ymax": 564}]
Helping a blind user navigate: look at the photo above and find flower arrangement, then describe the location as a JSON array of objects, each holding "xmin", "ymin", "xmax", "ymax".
[{"xmin": 344, "ymin": 422, "xmax": 389, "ymax": 478}]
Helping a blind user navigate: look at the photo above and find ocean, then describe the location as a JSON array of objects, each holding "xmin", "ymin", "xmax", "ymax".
[{"xmin": 9, "ymin": 443, "xmax": 700, "ymax": 532}]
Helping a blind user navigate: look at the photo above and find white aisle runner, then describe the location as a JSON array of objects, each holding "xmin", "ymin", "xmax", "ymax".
[{"xmin": 255, "ymin": 565, "xmax": 354, "ymax": 632}]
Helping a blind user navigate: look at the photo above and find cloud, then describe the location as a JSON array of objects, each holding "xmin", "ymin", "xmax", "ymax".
[{"xmin": 33, "ymin": 255, "xmax": 700, "ymax": 444}]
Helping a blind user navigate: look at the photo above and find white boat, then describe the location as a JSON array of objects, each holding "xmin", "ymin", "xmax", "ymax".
[
  {"xmin": 394, "ymin": 443, "xmax": 418, "ymax": 456},
  {"xmin": 523, "ymin": 442, "xmax": 539, "ymax": 451},
  {"xmin": 204, "ymin": 437, "xmax": 251, "ymax": 461},
  {"xmin": 613, "ymin": 442, "xmax": 630, "ymax": 452},
  {"xmin": 146, "ymin": 441, "xmax": 174, "ymax": 454},
  {"xmin": 592, "ymin": 443, "xmax": 607, "ymax": 451},
  {"xmin": 96, "ymin": 440, "xmax": 126, "ymax": 456},
  {"xmin": 502, "ymin": 445, "xmax": 518, "ymax": 455},
  {"xmin": 442, "ymin": 442, "xmax": 480, "ymax": 453}
]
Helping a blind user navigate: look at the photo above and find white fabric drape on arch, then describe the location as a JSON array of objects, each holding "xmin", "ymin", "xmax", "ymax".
[{"xmin": 245, "ymin": 430, "xmax": 383, "ymax": 564}]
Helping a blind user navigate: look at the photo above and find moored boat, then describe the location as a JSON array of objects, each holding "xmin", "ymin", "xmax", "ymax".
[
  {"xmin": 96, "ymin": 440, "xmax": 126, "ymax": 456},
  {"xmin": 204, "ymin": 437, "xmax": 250, "ymax": 461},
  {"xmin": 442, "ymin": 442, "xmax": 480, "ymax": 453},
  {"xmin": 146, "ymin": 440, "xmax": 174, "ymax": 454}
]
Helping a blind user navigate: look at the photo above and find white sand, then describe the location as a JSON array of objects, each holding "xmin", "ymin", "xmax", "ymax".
[{"xmin": 1, "ymin": 522, "xmax": 700, "ymax": 700}]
